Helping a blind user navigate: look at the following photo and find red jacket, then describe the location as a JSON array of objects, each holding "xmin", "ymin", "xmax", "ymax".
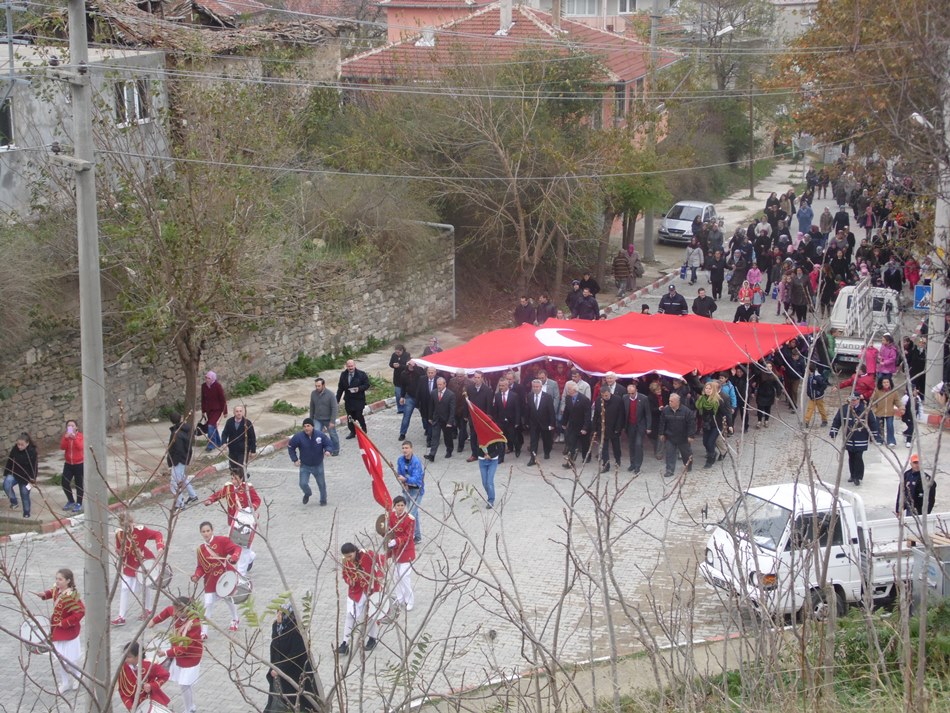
[
  {"xmin": 42, "ymin": 587, "xmax": 84, "ymax": 642},
  {"xmin": 839, "ymin": 373, "xmax": 876, "ymax": 402},
  {"xmin": 151, "ymin": 606, "xmax": 203, "ymax": 668},
  {"xmin": 116, "ymin": 525, "xmax": 165, "ymax": 577},
  {"xmin": 201, "ymin": 381, "xmax": 228, "ymax": 425},
  {"xmin": 387, "ymin": 511, "xmax": 416, "ymax": 564},
  {"xmin": 342, "ymin": 550, "xmax": 384, "ymax": 602},
  {"xmin": 205, "ymin": 481, "xmax": 261, "ymax": 525},
  {"xmin": 118, "ymin": 660, "xmax": 170, "ymax": 711},
  {"xmin": 193, "ymin": 536, "xmax": 241, "ymax": 593},
  {"xmin": 60, "ymin": 432, "xmax": 84, "ymax": 465}
]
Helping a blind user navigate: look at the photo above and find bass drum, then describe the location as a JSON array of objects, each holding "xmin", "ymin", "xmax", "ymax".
[
  {"xmin": 215, "ymin": 570, "xmax": 253, "ymax": 604},
  {"xmin": 20, "ymin": 616, "xmax": 51, "ymax": 655},
  {"xmin": 144, "ymin": 634, "xmax": 170, "ymax": 666}
]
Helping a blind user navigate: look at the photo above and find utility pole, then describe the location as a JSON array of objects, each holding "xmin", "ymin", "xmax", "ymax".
[
  {"xmin": 748, "ymin": 76, "xmax": 755, "ymax": 200},
  {"xmin": 59, "ymin": 0, "xmax": 111, "ymax": 709},
  {"xmin": 926, "ymin": 48, "xmax": 950, "ymax": 407},
  {"xmin": 642, "ymin": 0, "xmax": 660, "ymax": 262}
]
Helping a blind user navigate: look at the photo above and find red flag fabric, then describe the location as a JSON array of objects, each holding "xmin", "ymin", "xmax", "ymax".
[
  {"xmin": 414, "ymin": 313, "xmax": 813, "ymax": 378},
  {"xmin": 355, "ymin": 428, "xmax": 392, "ymax": 510},
  {"xmin": 467, "ymin": 397, "xmax": 506, "ymax": 452}
]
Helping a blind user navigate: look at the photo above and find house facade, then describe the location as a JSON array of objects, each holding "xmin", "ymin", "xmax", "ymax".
[
  {"xmin": 0, "ymin": 46, "xmax": 170, "ymax": 218},
  {"xmin": 342, "ymin": 1, "xmax": 678, "ymax": 131}
]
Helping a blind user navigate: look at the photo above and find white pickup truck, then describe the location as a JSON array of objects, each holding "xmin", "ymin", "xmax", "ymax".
[
  {"xmin": 828, "ymin": 277, "xmax": 900, "ymax": 368},
  {"xmin": 699, "ymin": 483, "xmax": 950, "ymax": 619}
]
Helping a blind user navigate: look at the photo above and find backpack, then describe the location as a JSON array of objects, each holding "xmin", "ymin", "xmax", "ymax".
[{"xmin": 634, "ymin": 258, "xmax": 644, "ymax": 277}]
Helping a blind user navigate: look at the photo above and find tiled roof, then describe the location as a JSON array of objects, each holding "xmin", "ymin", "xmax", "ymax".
[
  {"xmin": 281, "ymin": 0, "xmax": 383, "ymax": 20},
  {"xmin": 21, "ymin": 0, "xmax": 345, "ymax": 53},
  {"xmin": 379, "ymin": 0, "xmax": 489, "ymax": 8},
  {"xmin": 341, "ymin": 3, "xmax": 679, "ymax": 83}
]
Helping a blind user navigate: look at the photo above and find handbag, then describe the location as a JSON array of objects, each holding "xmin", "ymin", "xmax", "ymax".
[
  {"xmin": 195, "ymin": 418, "xmax": 209, "ymax": 436},
  {"xmin": 680, "ymin": 265, "xmax": 687, "ymax": 280}
]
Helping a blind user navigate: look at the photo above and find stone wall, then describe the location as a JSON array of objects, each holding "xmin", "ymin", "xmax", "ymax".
[{"xmin": 0, "ymin": 251, "xmax": 455, "ymax": 447}]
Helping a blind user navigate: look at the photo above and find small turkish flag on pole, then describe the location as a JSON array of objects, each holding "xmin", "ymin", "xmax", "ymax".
[
  {"xmin": 355, "ymin": 427, "xmax": 392, "ymax": 510},
  {"xmin": 467, "ymin": 397, "xmax": 506, "ymax": 453}
]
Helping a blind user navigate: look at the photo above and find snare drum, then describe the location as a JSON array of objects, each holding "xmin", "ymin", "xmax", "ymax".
[
  {"xmin": 143, "ymin": 559, "xmax": 173, "ymax": 589},
  {"xmin": 19, "ymin": 616, "xmax": 50, "ymax": 655},
  {"xmin": 229, "ymin": 508, "xmax": 256, "ymax": 549},
  {"xmin": 134, "ymin": 700, "xmax": 176, "ymax": 713},
  {"xmin": 215, "ymin": 570, "xmax": 253, "ymax": 604}
]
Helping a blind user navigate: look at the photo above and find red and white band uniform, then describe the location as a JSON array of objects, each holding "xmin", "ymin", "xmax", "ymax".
[
  {"xmin": 387, "ymin": 510, "xmax": 416, "ymax": 610},
  {"xmin": 205, "ymin": 480, "xmax": 260, "ymax": 576},
  {"xmin": 151, "ymin": 606, "xmax": 203, "ymax": 712},
  {"xmin": 342, "ymin": 550, "xmax": 387, "ymax": 643},
  {"xmin": 192, "ymin": 535, "xmax": 242, "ymax": 635},
  {"xmin": 117, "ymin": 657, "xmax": 171, "ymax": 712},
  {"xmin": 114, "ymin": 524, "xmax": 165, "ymax": 621},
  {"xmin": 41, "ymin": 585, "xmax": 85, "ymax": 693}
]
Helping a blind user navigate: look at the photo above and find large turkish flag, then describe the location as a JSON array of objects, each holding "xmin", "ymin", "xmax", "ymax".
[{"xmin": 415, "ymin": 314, "xmax": 812, "ymax": 378}]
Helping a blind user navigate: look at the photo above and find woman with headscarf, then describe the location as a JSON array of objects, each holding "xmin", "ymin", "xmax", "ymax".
[
  {"xmin": 200, "ymin": 371, "xmax": 228, "ymax": 451},
  {"xmin": 266, "ymin": 604, "xmax": 319, "ymax": 712}
]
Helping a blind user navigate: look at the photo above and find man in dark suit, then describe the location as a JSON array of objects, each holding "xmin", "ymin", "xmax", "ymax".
[
  {"xmin": 621, "ymin": 382, "xmax": 651, "ymax": 474},
  {"xmin": 525, "ymin": 379, "xmax": 556, "ymax": 466},
  {"xmin": 592, "ymin": 387, "xmax": 625, "ymax": 473},
  {"xmin": 493, "ymin": 377, "xmax": 522, "ymax": 463},
  {"xmin": 425, "ymin": 376, "xmax": 456, "ymax": 461},
  {"xmin": 466, "ymin": 371, "xmax": 495, "ymax": 462},
  {"xmin": 336, "ymin": 359, "xmax": 371, "ymax": 439},
  {"xmin": 416, "ymin": 367, "xmax": 439, "ymax": 441},
  {"xmin": 560, "ymin": 381, "xmax": 591, "ymax": 469}
]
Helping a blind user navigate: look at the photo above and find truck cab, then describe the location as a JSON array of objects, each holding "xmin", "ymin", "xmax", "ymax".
[
  {"xmin": 829, "ymin": 278, "xmax": 900, "ymax": 368},
  {"xmin": 698, "ymin": 483, "xmax": 945, "ymax": 620}
]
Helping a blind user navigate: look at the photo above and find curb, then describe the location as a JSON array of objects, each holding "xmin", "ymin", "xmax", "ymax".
[
  {"xmin": 601, "ymin": 271, "xmax": 675, "ymax": 316},
  {"xmin": 0, "ymin": 396, "xmax": 399, "ymax": 544}
]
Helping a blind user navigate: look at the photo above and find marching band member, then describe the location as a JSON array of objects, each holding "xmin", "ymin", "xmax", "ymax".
[
  {"xmin": 113, "ymin": 511, "xmax": 165, "ymax": 626},
  {"xmin": 117, "ymin": 641, "xmax": 170, "ymax": 711},
  {"xmin": 36, "ymin": 568, "xmax": 85, "ymax": 694},
  {"xmin": 204, "ymin": 465, "xmax": 261, "ymax": 575},
  {"xmin": 386, "ymin": 496, "xmax": 416, "ymax": 616},
  {"xmin": 191, "ymin": 521, "xmax": 242, "ymax": 637},
  {"xmin": 149, "ymin": 596, "xmax": 203, "ymax": 713},
  {"xmin": 337, "ymin": 542, "xmax": 385, "ymax": 656}
]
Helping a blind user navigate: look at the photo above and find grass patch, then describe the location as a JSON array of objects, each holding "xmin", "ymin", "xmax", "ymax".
[
  {"xmin": 728, "ymin": 204, "xmax": 750, "ymax": 211},
  {"xmin": 283, "ymin": 335, "xmax": 392, "ymax": 380},
  {"xmin": 231, "ymin": 373, "xmax": 269, "ymax": 397},
  {"xmin": 271, "ymin": 399, "xmax": 308, "ymax": 416}
]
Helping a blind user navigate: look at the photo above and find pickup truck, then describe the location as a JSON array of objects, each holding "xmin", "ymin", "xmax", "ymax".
[
  {"xmin": 699, "ymin": 482, "xmax": 950, "ymax": 620},
  {"xmin": 828, "ymin": 277, "xmax": 900, "ymax": 368}
]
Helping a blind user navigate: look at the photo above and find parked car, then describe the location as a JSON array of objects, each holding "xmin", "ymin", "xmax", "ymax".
[{"xmin": 658, "ymin": 201, "xmax": 718, "ymax": 245}]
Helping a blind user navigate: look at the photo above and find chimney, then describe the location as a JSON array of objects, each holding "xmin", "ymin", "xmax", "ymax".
[{"xmin": 500, "ymin": 0, "xmax": 512, "ymax": 34}]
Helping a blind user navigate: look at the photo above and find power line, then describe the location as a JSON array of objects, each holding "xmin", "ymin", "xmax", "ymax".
[{"xmin": 94, "ymin": 130, "xmax": 878, "ymax": 184}]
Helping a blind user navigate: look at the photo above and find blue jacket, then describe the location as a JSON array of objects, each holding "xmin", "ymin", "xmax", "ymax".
[
  {"xmin": 288, "ymin": 430, "xmax": 332, "ymax": 466},
  {"xmin": 396, "ymin": 454, "xmax": 425, "ymax": 494},
  {"xmin": 719, "ymin": 380, "xmax": 737, "ymax": 409}
]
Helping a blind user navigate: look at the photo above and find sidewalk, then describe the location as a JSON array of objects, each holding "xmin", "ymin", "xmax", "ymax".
[{"xmin": 4, "ymin": 326, "xmax": 474, "ymax": 537}]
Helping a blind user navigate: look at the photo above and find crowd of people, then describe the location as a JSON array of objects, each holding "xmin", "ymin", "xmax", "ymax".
[{"xmin": 672, "ymin": 162, "xmax": 933, "ymax": 326}]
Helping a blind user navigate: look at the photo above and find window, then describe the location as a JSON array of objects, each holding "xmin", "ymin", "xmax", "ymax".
[
  {"xmin": 789, "ymin": 512, "xmax": 844, "ymax": 550},
  {"xmin": 613, "ymin": 85, "xmax": 626, "ymax": 126},
  {"xmin": 115, "ymin": 79, "xmax": 150, "ymax": 126},
  {"xmin": 618, "ymin": 0, "xmax": 634, "ymax": 14},
  {"xmin": 0, "ymin": 98, "xmax": 13, "ymax": 148},
  {"xmin": 565, "ymin": 0, "xmax": 598, "ymax": 16}
]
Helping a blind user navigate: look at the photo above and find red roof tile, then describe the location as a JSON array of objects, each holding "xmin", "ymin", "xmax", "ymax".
[{"xmin": 341, "ymin": 3, "xmax": 679, "ymax": 83}]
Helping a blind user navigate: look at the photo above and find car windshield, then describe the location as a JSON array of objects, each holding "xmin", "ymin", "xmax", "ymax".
[
  {"xmin": 667, "ymin": 204, "xmax": 704, "ymax": 221},
  {"xmin": 720, "ymin": 494, "xmax": 791, "ymax": 552}
]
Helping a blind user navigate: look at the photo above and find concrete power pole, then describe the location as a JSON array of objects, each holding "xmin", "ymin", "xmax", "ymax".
[
  {"xmin": 642, "ymin": 0, "xmax": 661, "ymax": 262},
  {"xmin": 927, "ymin": 50, "xmax": 950, "ymax": 406},
  {"xmin": 61, "ymin": 0, "xmax": 111, "ymax": 709}
]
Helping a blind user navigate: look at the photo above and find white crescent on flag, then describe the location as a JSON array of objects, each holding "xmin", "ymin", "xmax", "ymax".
[{"xmin": 535, "ymin": 328, "xmax": 591, "ymax": 348}]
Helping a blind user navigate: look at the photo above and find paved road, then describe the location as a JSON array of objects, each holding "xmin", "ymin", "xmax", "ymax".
[{"xmin": 2, "ymin": 395, "xmax": 935, "ymax": 713}]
